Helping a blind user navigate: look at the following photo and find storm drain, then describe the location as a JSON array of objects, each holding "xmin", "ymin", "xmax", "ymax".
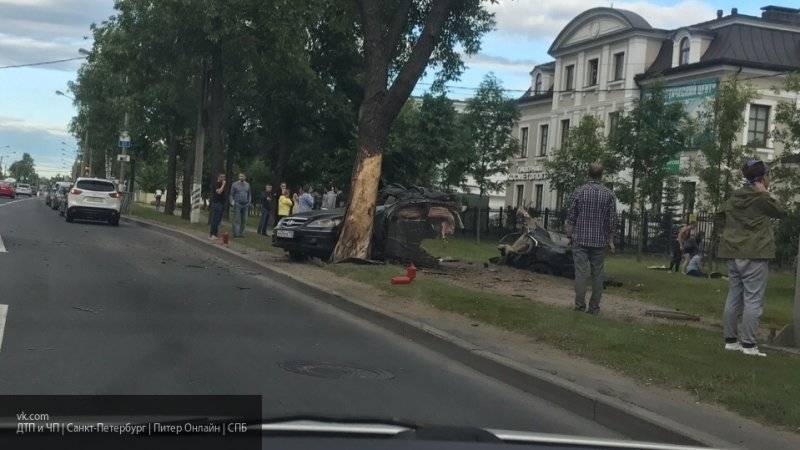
[{"xmin": 280, "ymin": 361, "xmax": 395, "ymax": 380}]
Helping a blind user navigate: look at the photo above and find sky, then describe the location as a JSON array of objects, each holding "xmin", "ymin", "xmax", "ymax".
[{"xmin": 0, "ymin": 0, "xmax": 794, "ymax": 178}]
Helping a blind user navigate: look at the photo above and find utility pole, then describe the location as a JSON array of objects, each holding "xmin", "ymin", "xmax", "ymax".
[
  {"xmin": 190, "ymin": 63, "xmax": 208, "ymax": 224},
  {"xmin": 83, "ymin": 115, "xmax": 91, "ymax": 177},
  {"xmin": 119, "ymin": 111, "xmax": 129, "ymax": 190}
]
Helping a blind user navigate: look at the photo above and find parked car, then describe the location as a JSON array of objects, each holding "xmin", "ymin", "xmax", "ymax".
[
  {"xmin": 65, "ymin": 177, "xmax": 121, "ymax": 226},
  {"xmin": 0, "ymin": 180, "xmax": 15, "ymax": 199},
  {"xmin": 14, "ymin": 183, "xmax": 32, "ymax": 197},
  {"xmin": 273, "ymin": 186, "xmax": 461, "ymax": 266},
  {"xmin": 51, "ymin": 183, "xmax": 72, "ymax": 211}
]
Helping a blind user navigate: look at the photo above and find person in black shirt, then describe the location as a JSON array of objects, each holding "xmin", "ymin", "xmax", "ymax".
[
  {"xmin": 257, "ymin": 184, "xmax": 273, "ymax": 235},
  {"xmin": 209, "ymin": 173, "xmax": 226, "ymax": 239}
]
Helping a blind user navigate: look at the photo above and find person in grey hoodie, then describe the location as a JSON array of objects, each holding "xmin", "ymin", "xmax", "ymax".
[
  {"xmin": 230, "ymin": 173, "xmax": 251, "ymax": 237},
  {"xmin": 718, "ymin": 160, "xmax": 785, "ymax": 357}
]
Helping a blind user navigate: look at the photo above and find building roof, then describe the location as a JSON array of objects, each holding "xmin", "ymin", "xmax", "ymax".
[
  {"xmin": 641, "ymin": 23, "xmax": 800, "ymax": 79},
  {"xmin": 549, "ymin": 7, "xmax": 655, "ymax": 55},
  {"xmin": 531, "ymin": 61, "xmax": 555, "ymax": 73},
  {"xmin": 517, "ymin": 87, "xmax": 553, "ymax": 104}
]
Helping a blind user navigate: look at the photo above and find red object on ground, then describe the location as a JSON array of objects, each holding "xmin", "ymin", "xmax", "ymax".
[
  {"xmin": 391, "ymin": 276, "xmax": 411, "ymax": 285},
  {"xmin": 406, "ymin": 263, "xmax": 417, "ymax": 280},
  {"xmin": 222, "ymin": 232, "xmax": 229, "ymax": 245}
]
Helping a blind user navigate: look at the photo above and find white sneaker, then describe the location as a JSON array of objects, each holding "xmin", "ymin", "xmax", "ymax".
[
  {"xmin": 724, "ymin": 342, "xmax": 742, "ymax": 351},
  {"xmin": 741, "ymin": 346, "xmax": 767, "ymax": 357}
]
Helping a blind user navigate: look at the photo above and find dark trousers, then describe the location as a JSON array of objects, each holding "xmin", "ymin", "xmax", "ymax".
[
  {"xmin": 209, "ymin": 201, "xmax": 224, "ymax": 237},
  {"xmin": 668, "ymin": 240, "xmax": 682, "ymax": 272},
  {"xmin": 257, "ymin": 208, "xmax": 271, "ymax": 235}
]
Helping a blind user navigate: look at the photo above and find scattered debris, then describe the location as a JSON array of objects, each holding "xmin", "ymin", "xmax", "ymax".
[
  {"xmin": 72, "ymin": 306, "xmax": 98, "ymax": 314},
  {"xmin": 235, "ymin": 286, "xmax": 251, "ymax": 290},
  {"xmin": 185, "ymin": 264, "xmax": 206, "ymax": 269},
  {"xmin": 644, "ymin": 310, "xmax": 700, "ymax": 321}
]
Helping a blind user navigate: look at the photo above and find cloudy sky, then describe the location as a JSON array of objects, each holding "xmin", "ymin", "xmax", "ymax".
[{"xmin": 0, "ymin": 0, "xmax": 789, "ymax": 178}]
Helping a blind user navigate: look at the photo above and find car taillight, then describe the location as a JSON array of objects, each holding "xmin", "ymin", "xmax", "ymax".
[
  {"xmin": 109, "ymin": 192, "xmax": 120, "ymax": 198},
  {"xmin": 70, "ymin": 188, "xmax": 82, "ymax": 195}
]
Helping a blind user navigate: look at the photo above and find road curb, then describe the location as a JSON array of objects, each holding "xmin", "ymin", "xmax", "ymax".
[{"xmin": 122, "ymin": 215, "xmax": 727, "ymax": 448}]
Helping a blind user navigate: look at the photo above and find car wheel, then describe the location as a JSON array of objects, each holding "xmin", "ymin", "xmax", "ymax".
[
  {"xmin": 288, "ymin": 251, "xmax": 306, "ymax": 262},
  {"xmin": 65, "ymin": 211, "xmax": 74, "ymax": 223},
  {"xmin": 109, "ymin": 216, "xmax": 120, "ymax": 226}
]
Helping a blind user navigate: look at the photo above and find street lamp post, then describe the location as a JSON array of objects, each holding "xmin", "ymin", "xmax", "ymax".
[{"xmin": 56, "ymin": 90, "xmax": 91, "ymax": 177}]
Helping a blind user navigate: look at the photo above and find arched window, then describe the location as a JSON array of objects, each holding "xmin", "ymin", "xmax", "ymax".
[
  {"xmin": 534, "ymin": 73, "xmax": 542, "ymax": 94},
  {"xmin": 679, "ymin": 37, "xmax": 690, "ymax": 66}
]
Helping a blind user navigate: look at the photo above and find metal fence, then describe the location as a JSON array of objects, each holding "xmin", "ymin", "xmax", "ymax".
[{"xmin": 458, "ymin": 206, "xmax": 715, "ymax": 255}]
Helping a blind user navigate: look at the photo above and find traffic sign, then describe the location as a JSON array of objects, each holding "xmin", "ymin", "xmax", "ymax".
[
  {"xmin": 118, "ymin": 131, "xmax": 131, "ymax": 148},
  {"xmin": 117, "ymin": 154, "xmax": 130, "ymax": 162}
]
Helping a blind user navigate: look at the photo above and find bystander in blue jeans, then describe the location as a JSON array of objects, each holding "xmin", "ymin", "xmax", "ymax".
[
  {"xmin": 233, "ymin": 203, "xmax": 249, "ymax": 237},
  {"xmin": 573, "ymin": 246, "xmax": 606, "ymax": 312}
]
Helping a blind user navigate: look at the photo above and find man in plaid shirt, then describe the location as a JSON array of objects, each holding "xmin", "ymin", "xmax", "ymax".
[{"xmin": 566, "ymin": 162, "xmax": 617, "ymax": 314}]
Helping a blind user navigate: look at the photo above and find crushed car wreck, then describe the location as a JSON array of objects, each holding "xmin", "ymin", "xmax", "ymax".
[
  {"xmin": 496, "ymin": 211, "xmax": 576, "ymax": 279},
  {"xmin": 272, "ymin": 185, "xmax": 461, "ymax": 266}
]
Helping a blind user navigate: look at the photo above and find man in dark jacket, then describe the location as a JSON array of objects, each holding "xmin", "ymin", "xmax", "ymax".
[
  {"xmin": 257, "ymin": 184, "xmax": 273, "ymax": 235},
  {"xmin": 718, "ymin": 160, "xmax": 785, "ymax": 357}
]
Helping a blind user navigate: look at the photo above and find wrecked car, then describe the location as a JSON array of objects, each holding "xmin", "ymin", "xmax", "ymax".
[
  {"xmin": 272, "ymin": 186, "xmax": 461, "ymax": 266},
  {"xmin": 497, "ymin": 225, "xmax": 575, "ymax": 279}
]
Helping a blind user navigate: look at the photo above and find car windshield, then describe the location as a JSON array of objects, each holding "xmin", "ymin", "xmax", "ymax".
[
  {"xmin": 76, "ymin": 180, "xmax": 115, "ymax": 192},
  {"xmin": 1, "ymin": 2, "xmax": 797, "ymax": 450}
]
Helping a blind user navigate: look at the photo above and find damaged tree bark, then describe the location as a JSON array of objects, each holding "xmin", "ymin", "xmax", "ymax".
[{"xmin": 332, "ymin": 0, "xmax": 453, "ymax": 262}]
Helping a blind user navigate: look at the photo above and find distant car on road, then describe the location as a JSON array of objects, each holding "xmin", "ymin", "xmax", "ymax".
[
  {"xmin": 0, "ymin": 180, "xmax": 16, "ymax": 199},
  {"xmin": 15, "ymin": 183, "xmax": 32, "ymax": 197},
  {"xmin": 51, "ymin": 183, "xmax": 72, "ymax": 211},
  {"xmin": 65, "ymin": 177, "xmax": 121, "ymax": 226}
]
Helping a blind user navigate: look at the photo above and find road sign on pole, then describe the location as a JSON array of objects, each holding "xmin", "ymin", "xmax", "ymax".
[
  {"xmin": 117, "ymin": 154, "xmax": 130, "ymax": 162},
  {"xmin": 118, "ymin": 131, "xmax": 131, "ymax": 149}
]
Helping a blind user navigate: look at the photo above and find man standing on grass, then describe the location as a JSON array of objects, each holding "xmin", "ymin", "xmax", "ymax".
[
  {"xmin": 209, "ymin": 173, "xmax": 226, "ymax": 240},
  {"xmin": 230, "ymin": 173, "xmax": 251, "ymax": 238},
  {"xmin": 566, "ymin": 162, "xmax": 617, "ymax": 314},
  {"xmin": 719, "ymin": 160, "xmax": 785, "ymax": 357},
  {"xmin": 257, "ymin": 184, "xmax": 273, "ymax": 236}
]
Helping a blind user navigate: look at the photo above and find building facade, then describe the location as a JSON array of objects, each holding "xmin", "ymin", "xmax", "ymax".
[{"xmin": 506, "ymin": 5, "xmax": 800, "ymax": 214}]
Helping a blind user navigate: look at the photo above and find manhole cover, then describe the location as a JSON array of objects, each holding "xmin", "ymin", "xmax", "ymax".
[{"xmin": 280, "ymin": 361, "xmax": 394, "ymax": 380}]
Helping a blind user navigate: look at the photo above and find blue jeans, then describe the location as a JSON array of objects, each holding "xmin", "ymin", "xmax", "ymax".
[
  {"xmin": 257, "ymin": 208, "xmax": 271, "ymax": 234},
  {"xmin": 209, "ymin": 202, "xmax": 224, "ymax": 237},
  {"xmin": 573, "ymin": 246, "xmax": 605, "ymax": 311},
  {"xmin": 233, "ymin": 203, "xmax": 248, "ymax": 237}
]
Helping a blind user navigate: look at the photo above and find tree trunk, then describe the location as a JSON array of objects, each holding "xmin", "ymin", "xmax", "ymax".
[
  {"xmin": 636, "ymin": 195, "xmax": 645, "ymax": 262},
  {"xmin": 181, "ymin": 141, "xmax": 194, "ymax": 220},
  {"xmin": 331, "ymin": 123, "xmax": 386, "ymax": 262},
  {"xmin": 207, "ymin": 46, "xmax": 225, "ymax": 200},
  {"xmin": 164, "ymin": 132, "xmax": 178, "ymax": 215},
  {"xmin": 223, "ymin": 136, "xmax": 234, "ymax": 221},
  {"xmin": 270, "ymin": 134, "xmax": 289, "ymax": 223},
  {"xmin": 476, "ymin": 189, "xmax": 483, "ymax": 243}
]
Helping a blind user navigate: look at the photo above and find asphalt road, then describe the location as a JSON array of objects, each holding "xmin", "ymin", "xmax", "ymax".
[{"xmin": 0, "ymin": 196, "xmax": 620, "ymax": 438}]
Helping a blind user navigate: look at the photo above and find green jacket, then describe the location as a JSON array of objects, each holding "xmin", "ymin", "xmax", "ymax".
[{"xmin": 717, "ymin": 185, "xmax": 786, "ymax": 260}]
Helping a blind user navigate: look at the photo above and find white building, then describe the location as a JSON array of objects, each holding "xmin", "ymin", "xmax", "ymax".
[{"xmin": 507, "ymin": 5, "xmax": 800, "ymax": 215}]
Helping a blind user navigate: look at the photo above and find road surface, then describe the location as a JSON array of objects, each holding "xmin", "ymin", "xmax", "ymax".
[{"xmin": 0, "ymin": 196, "xmax": 619, "ymax": 438}]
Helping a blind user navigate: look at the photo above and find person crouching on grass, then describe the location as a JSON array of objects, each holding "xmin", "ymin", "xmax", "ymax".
[{"xmin": 718, "ymin": 159, "xmax": 785, "ymax": 357}]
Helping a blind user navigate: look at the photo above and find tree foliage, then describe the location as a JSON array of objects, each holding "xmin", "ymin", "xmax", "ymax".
[
  {"xmin": 695, "ymin": 76, "xmax": 756, "ymax": 212},
  {"xmin": 544, "ymin": 115, "xmax": 618, "ymax": 197},
  {"xmin": 8, "ymin": 153, "xmax": 37, "ymax": 183}
]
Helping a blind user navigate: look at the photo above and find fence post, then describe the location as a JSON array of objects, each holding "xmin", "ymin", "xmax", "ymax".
[
  {"xmin": 499, "ymin": 207, "xmax": 503, "ymax": 234},
  {"xmin": 544, "ymin": 208, "xmax": 549, "ymax": 229}
]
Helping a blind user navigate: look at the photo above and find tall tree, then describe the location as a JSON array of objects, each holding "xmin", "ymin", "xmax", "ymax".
[
  {"xmin": 331, "ymin": 0, "xmax": 495, "ymax": 262},
  {"xmin": 462, "ymin": 74, "xmax": 520, "ymax": 242},
  {"xmin": 8, "ymin": 153, "xmax": 36, "ymax": 183},
  {"xmin": 696, "ymin": 76, "xmax": 756, "ymax": 212},
  {"xmin": 544, "ymin": 115, "xmax": 619, "ymax": 198},
  {"xmin": 384, "ymin": 94, "xmax": 469, "ymax": 187},
  {"xmin": 608, "ymin": 81, "xmax": 692, "ymax": 259}
]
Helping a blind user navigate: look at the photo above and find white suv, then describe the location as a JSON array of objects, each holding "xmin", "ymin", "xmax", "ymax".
[
  {"xmin": 15, "ymin": 183, "xmax": 32, "ymax": 196},
  {"xmin": 65, "ymin": 177, "xmax": 121, "ymax": 226}
]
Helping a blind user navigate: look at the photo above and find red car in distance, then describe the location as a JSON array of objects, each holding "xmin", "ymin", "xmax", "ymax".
[{"xmin": 0, "ymin": 180, "xmax": 16, "ymax": 199}]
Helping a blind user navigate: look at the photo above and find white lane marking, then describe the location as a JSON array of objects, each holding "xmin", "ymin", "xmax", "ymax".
[
  {"xmin": 0, "ymin": 197, "xmax": 32, "ymax": 208},
  {"xmin": 0, "ymin": 233, "xmax": 5, "ymax": 253},
  {"xmin": 0, "ymin": 304, "xmax": 7, "ymax": 351}
]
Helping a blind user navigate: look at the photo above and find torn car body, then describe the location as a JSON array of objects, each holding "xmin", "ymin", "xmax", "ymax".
[
  {"xmin": 497, "ymin": 225, "xmax": 576, "ymax": 279},
  {"xmin": 272, "ymin": 187, "xmax": 461, "ymax": 266}
]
